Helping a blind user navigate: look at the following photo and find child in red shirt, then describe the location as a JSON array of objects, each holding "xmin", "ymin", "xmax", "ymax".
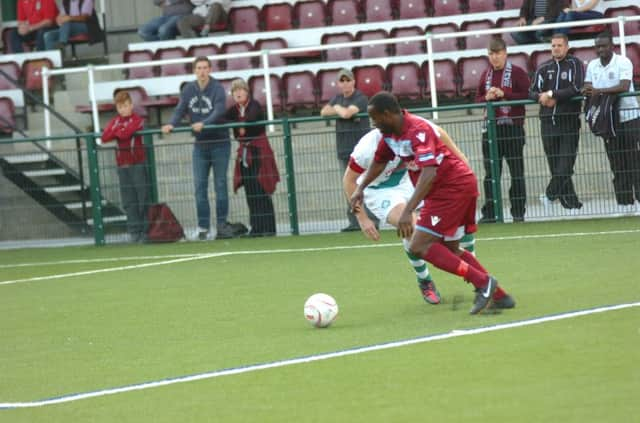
[{"xmin": 102, "ymin": 90, "xmax": 149, "ymax": 243}]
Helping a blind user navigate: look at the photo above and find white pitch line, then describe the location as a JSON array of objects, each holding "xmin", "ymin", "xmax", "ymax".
[
  {"xmin": 0, "ymin": 254, "xmax": 203, "ymax": 269},
  {"xmin": 1, "ymin": 228, "xmax": 639, "ymax": 286},
  {"xmin": 1, "ymin": 301, "xmax": 638, "ymax": 410}
]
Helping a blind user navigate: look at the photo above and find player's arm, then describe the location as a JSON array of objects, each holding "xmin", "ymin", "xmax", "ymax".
[
  {"xmin": 434, "ymin": 125, "xmax": 469, "ymax": 166},
  {"xmin": 397, "ymin": 166, "xmax": 436, "ymax": 238},
  {"xmin": 349, "ymin": 159, "xmax": 386, "ymax": 213},
  {"xmin": 343, "ymin": 166, "xmax": 380, "ymax": 241}
]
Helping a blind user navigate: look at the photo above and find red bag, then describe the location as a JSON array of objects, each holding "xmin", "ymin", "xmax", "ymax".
[{"xmin": 147, "ymin": 203, "xmax": 185, "ymax": 242}]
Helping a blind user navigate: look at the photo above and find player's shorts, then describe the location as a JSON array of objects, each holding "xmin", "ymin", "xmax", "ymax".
[
  {"xmin": 416, "ymin": 187, "xmax": 478, "ymax": 239},
  {"xmin": 364, "ymin": 177, "xmax": 414, "ymax": 223}
]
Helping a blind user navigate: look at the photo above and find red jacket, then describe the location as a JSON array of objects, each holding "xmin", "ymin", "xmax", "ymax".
[
  {"xmin": 17, "ymin": 0, "xmax": 58, "ymax": 25},
  {"xmin": 233, "ymin": 134, "xmax": 280, "ymax": 195},
  {"xmin": 101, "ymin": 112, "xmax": 146, "ymax": 167}
]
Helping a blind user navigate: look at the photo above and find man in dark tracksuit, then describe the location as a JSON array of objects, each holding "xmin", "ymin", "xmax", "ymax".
[{"xmin": 530, "ymin": 33, "xmax": 584, "ymax": 210}]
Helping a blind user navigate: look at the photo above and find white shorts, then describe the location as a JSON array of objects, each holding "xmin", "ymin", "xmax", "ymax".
[{"xmin": 364, "ymin": 177, "xmax": 414, "ymax": 223}]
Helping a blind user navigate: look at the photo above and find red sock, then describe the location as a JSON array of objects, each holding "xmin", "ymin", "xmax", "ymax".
[
  {"xmin": 459, "ymin": 250, "xmax": 506, "ymax": 299},
  {"xmin": 424, "ymin": 243, "xmax": 488, "ymax": 289}
]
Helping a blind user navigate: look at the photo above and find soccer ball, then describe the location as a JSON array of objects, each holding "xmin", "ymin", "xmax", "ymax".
[{"xmin": 304, "ymin": 293, "xmax": 339, "ymax": 328}]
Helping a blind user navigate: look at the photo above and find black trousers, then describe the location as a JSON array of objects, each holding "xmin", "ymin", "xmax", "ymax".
[
  {"xmin": 241, "ymin": 147, "xmax": 276, "ymax": 235},
  {"xmin": 481, "ymin": 124, "xmax": 526, "ymax": 220},
  {"xmin": 117, "ymin": 163, "xmax": 150, "ymax": 237},
  {"xmin": 605, "ymin": 117, "xmax": 640, "ymax": 205},
  {"xmin": 541, "ymin": 115, "xmax": 582, "ymax": 208}
]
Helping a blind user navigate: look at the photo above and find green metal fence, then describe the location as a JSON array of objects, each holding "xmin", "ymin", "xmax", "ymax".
[{"xmin": 1, "ymin": 97, "xmax": 639, "ymax": 246}]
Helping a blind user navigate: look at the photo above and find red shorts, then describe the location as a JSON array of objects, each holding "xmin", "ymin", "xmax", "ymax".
[{"xmin": 416, "ymin": 188, "xmax": 478, "ymax": 239}]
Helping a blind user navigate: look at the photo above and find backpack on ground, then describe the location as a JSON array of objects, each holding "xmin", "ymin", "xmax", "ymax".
[{"xmin": 147, "ymin": 203, "xmax": 185, "ymax": 242}]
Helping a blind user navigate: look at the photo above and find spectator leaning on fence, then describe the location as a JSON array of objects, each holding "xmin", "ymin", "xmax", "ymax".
[
  {"xmin": 320, "ymin": 68, "xmax": 379, "ymax": 232},
  {"xmin": 582, "ymin": 33, "xmax": 640, "ymax": 210},
  {"xmin": 162, "ymin": 56, "xmax": 234, "ymax": 241},
  {"xmin": 177, "ymin": 0, "xmax": 230, "ymax": 38},
  {"xmin": 9, "ymin": 0, "xmax": 58, "ymax": 52},
  {"xmin": 555, "ymin": 0, "xmax": 605, "ymax": 35},
  {"xmin": 138, "ymin": 0, "xmax": 193, "ymax": 42},
  {"xmin": 475, "ymin": 37, "xmax": 530, "ymax": 223},
  {"xmin": 512, "ymin": 0, "xmax": 563, "ymax": 45},
  {"xmin": 101, "ymin": 90, "xmax": 150, "ymax": 244},
  {"xmin": 529, "ymin": 33, "xmax": 584, "ymax": 211},
  {"xmin": 44, "ymin": 0, "xmax": 103, "ymax": 52}
]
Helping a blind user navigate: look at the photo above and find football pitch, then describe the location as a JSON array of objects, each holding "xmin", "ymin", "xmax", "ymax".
[{"xmin": 1, "ymin": 218, "xmax": 639, "ymax": 422}]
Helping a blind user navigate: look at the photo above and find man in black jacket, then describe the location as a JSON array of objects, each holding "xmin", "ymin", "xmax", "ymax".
[
  {"xmin": 512, "ymin": 0, "xmax": 564, "ymax": 45},
  {"xmin": 530, "ymin": 33, "xmax": 584, "ymax": 210}
]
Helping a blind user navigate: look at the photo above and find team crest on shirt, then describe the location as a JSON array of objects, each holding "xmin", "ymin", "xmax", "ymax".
[
  {"xmin": 416, "ymin": 132, "xmax": 426, "ymax": 143},
  {"xmin": 561, "ymin": 71, "xmax": 568, "ymax": 80},
  {"xmin": 430, "ymin": 215, "xmax": 441, "ymax": 226}
]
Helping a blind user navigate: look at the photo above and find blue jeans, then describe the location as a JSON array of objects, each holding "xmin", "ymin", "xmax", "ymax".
[
  {"xmin": 9, "ymin": 27, "xmax": 52, "ymax": 52},
  {"xmin": 555, "ymin": 10, "xmax": 604, "ymax": 34},
  {"xmin": 44, "ymin": 22, "xmax": 88, "ymax": 50},
  {"xmin": 192, "ymin": 141, "xmax": 231, "ymax": 230},
  {"xmin": 138, "ymin": 15, "xmax": 182, "ymax": 41}
]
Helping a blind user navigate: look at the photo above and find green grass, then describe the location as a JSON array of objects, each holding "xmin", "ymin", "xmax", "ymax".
[{"xmin": 1, "ymin": 218, "xmax": 639, "ymax": 421}]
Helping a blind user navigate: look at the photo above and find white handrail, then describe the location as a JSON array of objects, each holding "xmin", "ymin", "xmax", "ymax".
[{"xmin": 40, "ymin": 14, "xmax": 640, "ymax": 139}]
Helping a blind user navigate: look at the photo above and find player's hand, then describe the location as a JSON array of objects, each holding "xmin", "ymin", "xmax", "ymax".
[
  {"xmin": 161, "ymin": 124, "xmax": 173, "ymax": 134},
  {"xmin": 358, "ymin": 217, "xmax": 380, "ymax": 241},
  {"xmin": 349, "ymin": 188, "xmax": 364, "ymax": 213},
  {"xmin": 192, "ymin": 122, "xmax": 204, "ymax": 133},
  {"xmin": 396, "ymin": 211, "xmax": 413, "ymax": 239}
]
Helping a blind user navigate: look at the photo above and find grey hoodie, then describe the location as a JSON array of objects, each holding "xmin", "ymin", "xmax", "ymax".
[{"xmin": 169, "ymin": 77, "xmax": 229, "ymax": 143}]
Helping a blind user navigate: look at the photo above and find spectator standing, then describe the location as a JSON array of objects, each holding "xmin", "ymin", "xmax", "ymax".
[
  {"xmin": 225, "ymin": 78, "xmax": 280, "ymax": 237},
  {"xmin": 555, "ymin": 0, "xmax": 605, "ymax": 35},
  {"xmin": 138, "ymin": 0, "xmax": 192, "ymax": 42},
  {"xmin": 530, "ymin": 33, "xmax": 584, "ymax": 211},
  {"xmin": 9, "ymin": 0, "xmax": 58, "ymax": 52},
  {"xmin": 320, "ymin": 68, "xmax": 378, "ymax": 232},
  {"xmin": 582, "ymin": 33, "xmax": 640, "ymax": 209},
  {"xmin": 512, "ymin": 0, "xmax": 563, "ymax": 44},
  {"xmin": 162, "ymin": 56, "xmax": 234, "ymax": 240},
  {"xmin": 177, "ymin": 0, "xmax": 230, "ymax": 38},
  {"xmin": 44, "ymin": 0, "xmax": 103, "ymax": 52},
  {"xmin": 101, "ymin": 90, "xmax": 150, "ymax": 243},
  {"xmin": 475, "ymin": 38, "xmax": 530, "ymax": 223}
]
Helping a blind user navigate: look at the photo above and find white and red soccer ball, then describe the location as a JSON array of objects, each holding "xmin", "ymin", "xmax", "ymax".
[{"xmin": 304, "ymin": 293, "xmax": 339, "ymax": 328}]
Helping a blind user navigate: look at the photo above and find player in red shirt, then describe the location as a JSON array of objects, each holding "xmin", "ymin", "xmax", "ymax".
[{"xmin": 350, "ymin": 92, "xmax": 514, "ymax": 314}]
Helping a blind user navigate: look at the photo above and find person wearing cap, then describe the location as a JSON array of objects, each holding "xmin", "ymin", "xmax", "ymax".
[{"xmin": 321, "ymin": 68, "xmax": 378, "ymax": 232}]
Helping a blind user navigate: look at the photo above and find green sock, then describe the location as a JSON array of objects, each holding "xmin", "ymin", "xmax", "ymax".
[
  {"xmin": 460, "ymin": 233, "xmax": 476, "ymax": 255},
  {"xmin": 402, "ymin": 239, "xmax": 432, "ymax": 283}
]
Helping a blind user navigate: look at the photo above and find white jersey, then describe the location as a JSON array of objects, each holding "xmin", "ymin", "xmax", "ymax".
[{"xmin": 349, "ymin": 129, "xmax": 409, "ymax": 188}]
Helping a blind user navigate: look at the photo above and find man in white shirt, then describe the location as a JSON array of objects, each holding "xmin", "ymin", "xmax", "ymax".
[{"xmin": 582, "ymin": 33, "xmax": 640, "ymax": 207}]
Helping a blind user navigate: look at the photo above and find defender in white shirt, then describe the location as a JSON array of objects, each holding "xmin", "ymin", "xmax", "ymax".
[{"xmin": 583, "ymin": 32, "xmax": 640, "ymax": 207}]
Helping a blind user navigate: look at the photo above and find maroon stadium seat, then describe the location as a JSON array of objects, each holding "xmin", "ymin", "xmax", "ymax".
[
  {"xmin": 0, "ymin": 97, "xmax": 16, "ymax": 134},
  {"xmin": 283, "ymin": 71, "xmax": 318, "ymax": 111},
  {"xmin": 123, "ymin": 49, "xmax": 155, "ymax": 79},
  {"xmin": 461, "ymin": 20, "xmax": 494, "ymax": 51},
  {"xmin": 356, "ymin": 29, "xmax": 390, "ymax": 59},
  {"xmin": 0, "ymin": 61, "xmax": 20, "ymax": 90},
  {"xmin": 154, "ymin": 47, "xmax": 188, "ymax": 77},
  {"xmin": 387, "ymin": 62, "xmax": 422, "ymax": 101},
  {"xmin": 248, "ymin": 75, "xmax": 283, "ymax": 112},
  {"xmin": 255, "ymin": 38, "xmax": 288, "ymax": 67},
  {"xmin": 498, "ymin": 0, "xmax": 521, "ymax": 10},
  {"xmin": 262, "ymin": 3, "xmax": 294, "ymax": 31},
  {"xmin": 363, "ymin": 0, "xmax": 394, "ymax": 23},
  {"xmin": 422, "ymin": 59, "xmax": 458, "ymax": 98},
  {"xmin": 322, "ymin": 32, "xmax": 357, "ymax": 61},
  {"xmin": 22, "ymin": 58, "xmax": 54, "ymax": 92},
  {"xmin": 426, "ymin": 23, "xmax": 460, "ymax": 52},
  {"xmin": 458, "ymin": 56, "xmax": 490, "ymax": 96},
  {"xmin": 353, "ymin": 65, "xmax": 387, "ymax": 98},
  {"xmin": 431, "ymin": 0, "xmax": 463, "ymax": 16},
  {"xmin": 294, "ymin": 0, "xmax": 327, "ymax": 28},
  {"xmin": 508, "ymin": 53, "xmax": 531, "ymax": 75},
  {"xmin": 229, "ymin": 6, "xmax": 261, "ymax": 33},
  {"xmin": 496, "ymin": 17, "xmax": 522, "ymax": 47},
  {"xmin": 605, "ymin": 6, "xmax": 640, "ymax": 37},
  {"xmin": 397, "ymin": 0, "xmax": 428, "ymax": 19},
  {"xmin": 391, "ymin": 26, "xmax": 425, "ymax": 56},
  {"xmin": 317, "ymin": 69, "xmax": 342, "ymax": 105},
  {"xmin": 217, "ymin": 78, "xmax": 236, "ymax": 110},
  {"xmin": 569, "ymin": 47, "xmax": 597, "ymax": 70},
  {"xmin": 221, "ymin": 41, "xmax": 254, "ymax": 71},
  {"xmin": 186, "ymin": 44, "xmax": 222, "ymax": 72},
  {"xmin": 530, "ymin": 50, "xmax": 550, "ymax": 72},
  {"xmin": 328, "ymin": 0, "xmax": 361, "ymax": 25},
  {"xmin": 466, "ymin": 0, "xmax": 497, "ymax": 14}
]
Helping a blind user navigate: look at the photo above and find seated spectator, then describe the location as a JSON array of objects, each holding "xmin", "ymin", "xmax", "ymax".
[
  {"xmin": 512, "ymin": 0, "xmax": 563, "ymax": 44},
  {"xmin": 178, "ymin": 0, "xmax": 230, "ymax": 38},
  {"xmin": 138, "ymin": 0, "xmax": 193, "ymax": 42},
  {"xmin": 9, "ymin": 0, "xmax": 58, "ymax": 52},
  {"xmin": 44, "ymin": 0, "xmax": 104, "ymax": 52},
  {"xmin": 555, "ymin": 0, "xmax": 605, "ymax": 35},
  {"xmin": 225, "ymin": 78, "xmax": 279, "ymax": 237}
]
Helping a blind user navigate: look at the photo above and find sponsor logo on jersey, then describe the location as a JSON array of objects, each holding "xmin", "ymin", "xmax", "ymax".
[
  {"xmin": 430, "ymin": 215, "xmax": 441, "ymax": 226},
  {"xmin": 416, "ymin": 132, "xmax": 426, "ymax": 142}
]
